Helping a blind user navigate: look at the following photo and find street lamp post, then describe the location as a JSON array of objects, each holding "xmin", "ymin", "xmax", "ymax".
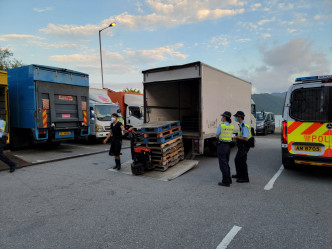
[{"xmin": 99, "ymin": 22, "xmax": 116, "ymax": 89}]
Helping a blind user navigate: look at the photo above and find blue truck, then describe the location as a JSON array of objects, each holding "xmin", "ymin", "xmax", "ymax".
[{"xmin": 7, "ymin": 65, "xmax": 90, "ymax": 147}]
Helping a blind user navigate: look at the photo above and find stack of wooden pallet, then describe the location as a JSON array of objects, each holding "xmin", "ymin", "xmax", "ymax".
[{"xmin": 135, "ymin": 121, "xmax": 184, "ymax": 171}]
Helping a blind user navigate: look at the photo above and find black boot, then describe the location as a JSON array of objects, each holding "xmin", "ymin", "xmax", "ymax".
[
  {"xmin": 116, "ymin": 159, "xmax": 121, "ymax": 170},
  {"xmin": 9, "ymin": 164, "xmax": 16, "ymax": 173},
  {"xmin": 113, "ymin": 159, "xmax": 118, "ymax": 169}
]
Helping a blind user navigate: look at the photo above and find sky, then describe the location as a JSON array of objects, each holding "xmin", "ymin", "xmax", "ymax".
[{"xmin": 0, "ymin": 0, "xmax": 331, "ymax": 93}]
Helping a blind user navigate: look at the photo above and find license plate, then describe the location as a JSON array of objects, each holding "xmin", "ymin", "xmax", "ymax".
[
  {"xmin": 59, "ymin": 132, "xmax": 71, "ymax": 136},
  {"xmin": 294, "ymin": 146, "xmax": 322, "ymax": 152}
]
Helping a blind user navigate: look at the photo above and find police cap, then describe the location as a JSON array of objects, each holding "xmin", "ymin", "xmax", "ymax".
[
  {"xmin": 221, "ymin": 111, "xmax": 232, "ymax": 118},
  {"xmin": 233, "ymin": 111, "xmax": 245, "ymax": 117}
]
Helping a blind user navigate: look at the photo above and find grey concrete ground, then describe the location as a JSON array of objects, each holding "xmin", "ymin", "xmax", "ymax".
[
  {"xmin": 10, "ymin": 140, "xmax": 130, "ymax": 164},
  {"xmin": 0, "ymin": 133, "xmax": 331, "ymax": 249}
]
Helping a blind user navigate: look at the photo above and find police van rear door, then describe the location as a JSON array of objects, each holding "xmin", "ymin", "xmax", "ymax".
[{"xmin": 287, "ymin": 85, "xmax": 331, "ymax": 158}]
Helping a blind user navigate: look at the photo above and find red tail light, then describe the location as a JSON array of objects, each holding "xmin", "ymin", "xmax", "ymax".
[{"xmin": 282, "ymin": 121, "xmax": 287, "ymax": 144}]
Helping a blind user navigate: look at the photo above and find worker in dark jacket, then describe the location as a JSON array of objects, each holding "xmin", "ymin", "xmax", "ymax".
[
  {"xmin": 103, "ymin": 113, "xmax": 126, "ymax": 170},
  {"xmin": 216, "ymin": 111, "xmax": 234, "ymax": 187},
  {"xmin": 233, "ymin": 111, "xmax": 252, "ymax": 183}
]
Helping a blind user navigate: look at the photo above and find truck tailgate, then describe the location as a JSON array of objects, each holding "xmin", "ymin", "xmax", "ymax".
[{"xmin": 36, "ymin": 82, "xmax": 89, "ymax": 129}]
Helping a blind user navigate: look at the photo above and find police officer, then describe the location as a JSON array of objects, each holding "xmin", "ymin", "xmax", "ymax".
[
  {"xmin": 233, "ymin": 111, "xmax": 252, "ymax": 183},
  {"xmin": 216, "ymin": 111, "xmax": 234, "ymax": 187},
  {"xmin": 117, "ymin": 109, "xmax": 124, "ymax": 125},
  {"xmin": 104, "ymin": 113, "xmax": 126, "ymax": 170},
  {"xmin": 0, "ymin": 119, "xmax": 16, "ymax": 173}
]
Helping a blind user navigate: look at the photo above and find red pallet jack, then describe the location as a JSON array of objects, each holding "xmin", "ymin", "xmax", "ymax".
[{"xmin": 128, "ymin": 128, "xmax": 153, "ymax": 175}]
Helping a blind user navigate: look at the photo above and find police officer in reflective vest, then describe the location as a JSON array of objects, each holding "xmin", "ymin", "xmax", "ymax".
[
  {"xmin": 0, "ymin": 119, "xmax": 16, "ymax": 173},
  {"xmin": 233, "ymin": 111, "xmax": 252, "ymax": 183},
  {"xmin": 216, "ymin": 111, "xmax": 234, "ymax": 187},
  {"xmin": 117, "ymin": 109, "xmax": 124, "ymax": 125}
]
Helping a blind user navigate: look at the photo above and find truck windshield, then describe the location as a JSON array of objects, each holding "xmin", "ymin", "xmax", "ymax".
[
  {"xmin": 129, "ymin": 106, "xmax": 143, "ymax": 119},
  {"xmin": 95, "ymin": 105, "xmax": 118, "ymax": 121},
  {"xmin": 290, "ymin": 86, "xmax": 331, "ymax": 122}
]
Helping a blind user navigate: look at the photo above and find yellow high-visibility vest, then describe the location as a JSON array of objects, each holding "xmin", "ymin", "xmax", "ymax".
[
  {"xmin": 118, "ymin": 116, "xmax": 124, "ymax": 124},
  {"xmin": 238, "ymin": 122, "xmax": 252, "ymax": 139},
  {"xmin": 0, "ymin": 120, "xmax": 6, "ymax": 131},
  {"xmin": 219, "ymin": 123, "xmax": 234, "ymax": 142}
]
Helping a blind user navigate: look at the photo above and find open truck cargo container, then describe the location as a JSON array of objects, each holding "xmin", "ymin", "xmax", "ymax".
[
  {"xmin": 7, "ymin": 65, "xmax": 90, "ymax": 147},
  {"xmin": 142, "ymin": 61, "xmax": 252, "ymax": 155},
  {"xmin": 0, "ymin": 71, "xmax": 9, "ymax": 145}
]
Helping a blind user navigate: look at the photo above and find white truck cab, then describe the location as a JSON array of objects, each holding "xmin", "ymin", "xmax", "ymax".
[
  {"xmin": 89, "ymin": 88, "xmax": 119, "ymax": 139},
  {"xmin": 124, "ymin": 94, "xmax": 144, "ymax": 128}
]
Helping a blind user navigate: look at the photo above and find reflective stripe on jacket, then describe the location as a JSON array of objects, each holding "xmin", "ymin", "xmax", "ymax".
[{"xmin": 219, "ymin": 123, "xmax": 234, "ymax": 142}]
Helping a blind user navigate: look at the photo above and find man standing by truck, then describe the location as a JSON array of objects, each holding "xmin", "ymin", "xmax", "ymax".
[
  {"xmin": 0, "ymin": 119, "xmax": 16, "ymax": 173},
  {"xmin": 233, "ymin": 111, "xmax": 251, "ymax": 183},
  {"xmin": 215, "ymin": 111, "xmax": 234, "ymax": 187}
]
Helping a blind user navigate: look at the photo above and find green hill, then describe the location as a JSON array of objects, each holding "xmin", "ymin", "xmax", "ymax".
[{"xmin": 252, "ymin": 92, "xmax": 286, "ymax": 115}]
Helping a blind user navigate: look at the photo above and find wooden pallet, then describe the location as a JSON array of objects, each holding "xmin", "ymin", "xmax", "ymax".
[
  {"xmin": 136, "ymin": 136, "xmax": 183, "ymax": 149},
  {"xmin": 152, "ymin": 150, "xmax": 185, "ymax": 166},
  {"xmin": 143, "ymin": 131, "xmax": 182, "ymax": 143},
  {"xmin": 148, "ymin": 141, "xmax": 183, "ymax": 156},
  {"xmin": 144, "ymin": 140, "xmax": 183, "ymax": 155},
  {"xmin": 151, "ymin": 147, "xmax": 184, "ymax": 163},
  {"xmin": 153, "ymin": 153, "xmax": 185, "ymax": 172},
  {"xmin": 143, "ymin": 126, "xmax": 181, "ymax": 138},
  {"xmin": 140, "ymin": 121, "xmax": 181, "ymax": 133}
]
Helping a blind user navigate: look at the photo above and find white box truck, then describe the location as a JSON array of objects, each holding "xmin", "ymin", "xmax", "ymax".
[
  {"xmin": 89, "ymin": 88, "xmax": 119, "ymax": 140},
  {"xmin": 142, "ymin": 61, "xmax": 252, "ymax": 155}
]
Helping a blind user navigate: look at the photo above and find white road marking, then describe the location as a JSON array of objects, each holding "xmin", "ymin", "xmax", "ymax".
[
  {"xmin": 264, "ymin": 165, "xmax": 284, "ymax": 190},
  {"xmin": 216, "ymin": 225, "xmax": 242, "ymax": 249}
]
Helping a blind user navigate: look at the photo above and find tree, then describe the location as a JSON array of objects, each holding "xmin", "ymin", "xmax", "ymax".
[
  {"xmin": 122, "ymin": 87, "xmax": 141, "ymax": 94},
  {"xmin": 0, "ymin": 48, "xmax": 24, "ymax": 70}
]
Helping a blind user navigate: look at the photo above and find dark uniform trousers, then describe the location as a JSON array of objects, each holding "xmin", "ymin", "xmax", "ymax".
[
  {"xmin": 234, "ymin": 142, "xmax": 250, "ymax": 180},
  {"xmin": 217, "ymin": 142, "xmax": 232, "ymax": 184},
  {"xmin": 0, "ymin": 142, "xmax": 16, "ymax": 169}
]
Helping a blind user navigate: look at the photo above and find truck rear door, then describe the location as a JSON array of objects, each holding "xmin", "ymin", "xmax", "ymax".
[
  {"xmin": 36, "ymin": 82, "xmax": 89, "ymax": 129},
  {"xmin": 287, "ymin": 86, "xmax": 331, "ymax": 159}
]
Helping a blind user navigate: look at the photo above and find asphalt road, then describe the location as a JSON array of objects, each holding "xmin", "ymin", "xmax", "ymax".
[{"xmin": 1, "ymin": 134, "xmax": 331, "ymax": 249}]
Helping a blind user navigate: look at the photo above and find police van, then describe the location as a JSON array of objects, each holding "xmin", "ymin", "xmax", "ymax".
[{"xmin": 282, "ymin": 75, "xmax": 332, "ymax": 169}]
